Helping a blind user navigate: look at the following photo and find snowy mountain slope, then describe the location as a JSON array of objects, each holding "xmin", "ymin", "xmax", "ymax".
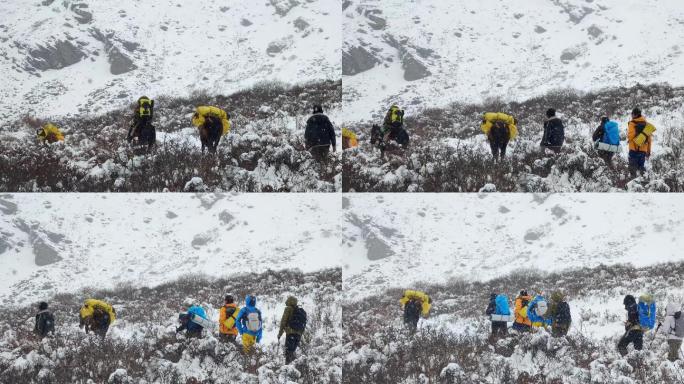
[
  {"xmin": 343, "ymin": 262, "xmax": 684, "ymax": 383},
  {"xmin": 342, "ymin": 0, "xmax": 684, "ymax": 121},
  {"xmin": 342, "ymin": 193, "xmax": 684, "ymax": 301},
  {"xmin": 0, "ymin": 80, "xmax": 342, "ymax": 192},
  {"xmin": 0, "ymin": 268, "xmax": 343, "ymax": 383},
  {"xmin": 0, "ymin": 193, "xmax": 341, "ymax": 306},
  {"xmin": 343, "ymin": 84, "xmax": 684, "ymax": 192},
  {"xmin": 0, "ymin": 0, "xmax": 341, "ymax": 121}
]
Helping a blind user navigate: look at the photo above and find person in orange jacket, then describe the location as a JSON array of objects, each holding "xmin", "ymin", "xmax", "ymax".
[
  {"xmin": 627, "ymin": 107, "xmax": 656, "ymax": 178},
  {"xmin": 512, "ymin": 290, "xmax": 532, "ymax": 332},
  {"xmin": 218, "ymin": 295, "xmax": 240, "ymax": 343}
]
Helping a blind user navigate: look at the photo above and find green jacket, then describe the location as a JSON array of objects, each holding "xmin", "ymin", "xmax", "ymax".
[{"xmin": 278, "ymin": 296, "xmax": 303, "ymax": 337}]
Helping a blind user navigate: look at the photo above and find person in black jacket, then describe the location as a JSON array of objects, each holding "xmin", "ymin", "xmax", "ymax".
[
  {"xmin": 34, "ymin": 302, "xmax": 55, "ymax": 338},
  {"xmin": 305, "ymin": 104, "xmax": 336, "ymax": 162},
  {"xmin": 618, "ymin": 295, "xmax": 643, "ymax": 356},
  {"xmin": 549, "ymin": 291, "xmax": 571, "ymax": 337},
  {"xmin": 541, "ymin": 108, "xmax": 565, "ymax": 154}
]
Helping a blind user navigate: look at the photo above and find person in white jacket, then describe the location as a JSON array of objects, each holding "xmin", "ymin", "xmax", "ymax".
[{"xmin": 659, "ymin": 302, "xmax": 684, "ymax": 362}]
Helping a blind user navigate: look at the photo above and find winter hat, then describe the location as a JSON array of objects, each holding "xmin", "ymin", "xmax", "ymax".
[
  {"xmin": 546, "ymin": 108, "xmax": 556, "ymax": 118},
  {"xmin": 38, "ymin": 302, "xmax": 48, "ymax": 310},
  {"xmin": 632, "ymin": 107, "xmax": 642, "ymax": 117},
  {"xmin": 246, "ymin": 295, "xmax": 257, "ymax": 307},
  {"xmin": 313, "ymin": 104, "xmax": 323, "ymax": 114},
  {"xmin": 225, "ymin": 295, "xmax": 234, "ymax": 304},
  {"xmin": 624, "ymin": 295, "xmax": 636, "ymax": 306}
]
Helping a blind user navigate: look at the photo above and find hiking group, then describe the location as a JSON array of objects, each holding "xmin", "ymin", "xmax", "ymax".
[
  {"xmin": 34, "ymin": 97, "xmax": 338, "ymax": 163},
  {"xmin": 34, "ymin": 295, "xmax": 308, "ymax": 364},
  {"xmin": 480, "ymin": 107, "xmax": 655, "ymax": 178},
  {"xmin": 398, "ymin": 289, "xmax": 682, "ymax": 362}
]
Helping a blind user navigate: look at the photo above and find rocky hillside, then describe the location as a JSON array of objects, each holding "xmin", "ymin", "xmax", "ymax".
[{"xmin": 0, "ymin": 0, "xmax": 341, "ymax": 121}]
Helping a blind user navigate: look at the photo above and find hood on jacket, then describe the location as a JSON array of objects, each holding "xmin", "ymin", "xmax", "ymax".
[
  {"xmin": 246, "ymin": 295, "xmax": 257, "ymax": 308},
  {"xmin": 286, "ymin": 296, "xmax": 298, "ymax": 307},
  {"xmin": 666, "ymin": 302, "xmax": 681, "ymax": 316}
]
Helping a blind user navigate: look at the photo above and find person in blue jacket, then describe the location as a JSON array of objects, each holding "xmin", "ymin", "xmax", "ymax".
[
  {"xmin": 177, "ymin": 305, "xmax": 207, "ymax": 338},
  {"xmin": 527, "ymin": 295, "xmax": 552, "ymax": 328},
  {"xmin": 592, "ymin": 116, "xmax": 621, "ymax": 166},
  {"xmin": 236, "ymin": 295, "xmax": 263, "ymax": 353},
  {"xmin": 485, "ymin": 293, "xmax": 510, "ymax": 340}
]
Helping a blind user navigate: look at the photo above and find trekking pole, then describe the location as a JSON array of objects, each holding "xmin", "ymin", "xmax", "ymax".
[{"xmin": 649, "ymin": 323, "xmax": 662, "ymax": 348}]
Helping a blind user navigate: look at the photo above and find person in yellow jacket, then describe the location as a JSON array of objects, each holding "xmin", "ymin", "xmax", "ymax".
[
  {"xmin": 481, "ymin": 112, "xmax": 518, "ymax": 160},
  {"xmin": 627, "ymin": 107, "xmax": 655, "ymax": 178},
  {"xmin": 511, "ymin": 290, "xmax": 532, "ymax": 332},
  {"xmin": 191, "ymin": 106, "xmax": 231, "ymax": 153},
  {"xmin": 342, "ymin": 128, "xmax": 358, "ymax": 149},
  {"xmin": 36, "ymin": 123, "xmax": 64, "ymax": 144},
  {"xmin": 400, "ymin": 290, "xmax": 431, "ymax": 332},
  {"xmin": 218, "ymin": 295, "xmax": 240, "ymax": 343},
  {"xmin": 79, "ymin": 299, "xmax": 116, "ymax": 339}
]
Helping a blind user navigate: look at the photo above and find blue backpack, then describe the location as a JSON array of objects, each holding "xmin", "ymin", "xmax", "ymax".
[
  {"xmin": 638, "ymin": 295, "xmax": 656, "ymax": 330},
  {"xmin": 495, "ymin": 294, "xmax": 510, "ymax": 315},
  {"xmin": 602, "ymin": 121, "xmax": 620, "ymax": 145}
]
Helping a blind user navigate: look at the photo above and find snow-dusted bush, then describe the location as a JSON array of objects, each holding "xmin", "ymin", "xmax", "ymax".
[
  {"xmin": 344, "ymin": 83, "xmax": 684, "ymax": 192},
  {"xmin": 0, "ymin": 268, "xmax": 342, "ymax": 383},
  {"xmin": 343, "ymin": 262, "xmax": 684, "ymax": 383},
  {"xmin": 0, "ymin": 80, "xmax": 341, "ymax": 192}
]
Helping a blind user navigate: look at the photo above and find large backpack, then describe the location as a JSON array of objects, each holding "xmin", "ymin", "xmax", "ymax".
[
  {"xmin": 674, "ymin": 311, "xmax": 684, "ymax": 338},
  {"xmin": 638, "ymin": 294, "xmax": 656, "ymax": 330},
  {"xmin": 288, "ymin": 306, "xmax": 307, "ymax": 332},
  {"xmin": 388, "ymin": 106, "xmax": 404, "ymax": 127},
  {"xmin": 246, "ymin": 312, "xmax": 261, "ymax": 332},
  {"xmin": 138, "ymin": 97, "xmax": 153, "ymax": 120}
]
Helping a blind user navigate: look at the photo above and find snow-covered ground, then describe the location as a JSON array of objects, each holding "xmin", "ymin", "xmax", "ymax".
[
  {"xmin": 0, "ymin": 268, "xmax": 343, "ymax": 383},
  {"xmin": 343, "ymin": 262, "xmax": 684, "ymax": 383},
  {"xmin": 0, "ymin": 80, "xmax": 342, "ymax": 192},
  {"xmin": 0, "ymin": 0, "xmax": 341, "ymax": 122},
  {"xmin": 343, "ymin": 0, "xmax": 684, "ymax": 121},
  {"xmin": 343, "ymin": 84, "xmax": 684, "ymax": 192},
  {"xmin": 343, "ymin": 193, "xmax": 684, "ymax": 301},
  {"xmin": 0, "ymin": 193, "xmax": 341, "ymax": 306}
]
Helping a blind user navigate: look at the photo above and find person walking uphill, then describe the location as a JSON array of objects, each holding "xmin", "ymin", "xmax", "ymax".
[
  {"xmin": 79, "ymin": 299, "xmax": 116, "ymax": 339},
  {"xmin": 548, "ymin": 291, "xmax": 572, "ymax": 337},
  {"xmin": 400, "ymin": 290, "xmax": 432, "ymax": 333},
  {"xmin": 481, "ymin": 112, "xmax": 518, "ymax": 160},
  {"xmin": 486, "ymin": 293, "xmax": 511, "ymax": 340},
  {"xmin": 278, "ymin": 296, "xmax": 307, "ymax": 364},
  {"xmin": 236, "ymin": 295, "xmax": 263, "ymax": 354},
  {"xmin": 512, "ymin": 290, "xmax": 532, "ymax": 332},
  {"xmin": 305, "ymin": 104, "xmax": 336, "ymax": 162},
  {"xmin": 127, "ymin": 96, "xmax": 155, "ymax": 149},
  {"xmin": 627, "ymin": 108, "xmax": 656, "ymax": 178},
  {"xmin": 541, "ymin": 108, "xmax": 564, "ymax": 154},
  {"xmin": 34, "ymin": 302, "xmax": 55, "ymax": 338},
  {"xmin": 592, "ymin": 116, "xmax": 621, "ymax": 166},
  {"xmin": 177, "ymin": 304, "xmax": 209, "ymax": 338},
  {"xmin": 219, "ymin": 295, "xmax": 240, "ymax": 343},
  {"xmin": 659, "ymin": 301, "xmax": 684, "ymax": 362},
  {"xmin": 618, "ymin": 294, "xmax": 644, "ymax": 356}
]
